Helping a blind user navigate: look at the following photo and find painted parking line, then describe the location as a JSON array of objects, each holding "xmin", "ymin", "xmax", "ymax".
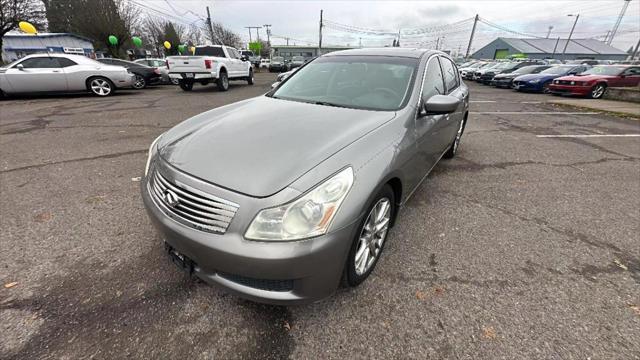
[
  {"xmin": 474, "ymin": 111, "xmax": 600, "ymax": 115},
  {"xmin": 470, "ymin": 100, "xmax": 497, "ymax": 103},
  {"xmin": 536, "ymin": 134, "xmax": 640, "ymax": 138}
]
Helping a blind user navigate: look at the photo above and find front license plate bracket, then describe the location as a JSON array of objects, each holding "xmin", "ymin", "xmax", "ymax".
[{"xmin": 165, "ymin": 242, "xmax": 194, "ymax": 274}]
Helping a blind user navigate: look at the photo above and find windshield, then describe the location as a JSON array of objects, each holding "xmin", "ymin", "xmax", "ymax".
[
  {"xmin": 271, "ymin": 55, "xmax": 418, "ymax": 111},
  {"xmin": 241, "ymin": 51, "xmax": 254, "ymax": 56},
  {"xmin": 194, "ymin": 46, "xmax": 225, "ymax": 57},
  {"xmin": 272, "ymin": 56, "xmax": 284, "ymax": 62},
  {"xmin": 581, "ymin": 66, "xmax": 625, "ymax": 76},
  {"xmin": 513, "ymin": 65, "xmax": 546, "ymax": 75},
  {"xmin": 541, "ymin": 66, "xmax": 574, "ymax": 75}
]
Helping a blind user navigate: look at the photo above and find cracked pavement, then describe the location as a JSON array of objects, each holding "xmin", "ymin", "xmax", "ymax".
[{"xmin": 1, "ymin": 76, "xmax": 639, "ymax": 359}]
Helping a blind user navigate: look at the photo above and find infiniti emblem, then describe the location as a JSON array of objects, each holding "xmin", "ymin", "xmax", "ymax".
[{"xmin": 163, "ymin": 189, "xmax": 179, "ymax": 207}]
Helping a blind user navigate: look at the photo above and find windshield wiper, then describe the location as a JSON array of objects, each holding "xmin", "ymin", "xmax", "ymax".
[{"xmin": 312, "ymin": 101, "xmax": 349, "ymax": 108}]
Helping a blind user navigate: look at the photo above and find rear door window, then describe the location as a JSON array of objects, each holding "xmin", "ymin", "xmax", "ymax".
[{"xmin": 18, "ymin": 57, "xmax": 62, "ymax": 68}]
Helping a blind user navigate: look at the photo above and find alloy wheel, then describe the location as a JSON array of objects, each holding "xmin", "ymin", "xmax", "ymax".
[
  {"xmin": 354, "ymin": 197, "xmax": 391, "ymax": 276},
  {"xmin": 591, "ymin": 85, "xmax": 605, "ymax": 99},
  {"xmin": 452, "ymin": 119, "xmax": 465, "ymax": 154},
  {"xmin": 133, "ymin": 75, "xmax": 146, "ymax": 89},
  {"xmin": 90, "ymin": 78, "xmax": 112, "ymax": 96}
]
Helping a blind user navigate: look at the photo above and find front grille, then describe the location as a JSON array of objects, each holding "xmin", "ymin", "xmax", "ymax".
[
  {"xmin": 218, "ymin": 271, "xmax": 294, "ymax": 292},
  {"xmin": 149, "ymin": 169, "xmax": 239, "ymax": 234},
  {"xmin": 556, "ymin": 80, "xmax": 572, "ymax": 85}
]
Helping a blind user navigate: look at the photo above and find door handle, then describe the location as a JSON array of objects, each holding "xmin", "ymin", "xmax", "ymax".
[{"xmin": 52, "ymin": 70, "xmax": 61, "ymax": 73}]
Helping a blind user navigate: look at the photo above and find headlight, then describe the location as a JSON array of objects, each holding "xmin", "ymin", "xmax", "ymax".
[
  {"xmin": 245, "ymin": 167, "xmax": 354, "ymax": 241},
  {"xmin": 144, "ymin": 134, "xmax": 163, "ymax": 177},
  {"xmin": 570, "ymin": 81, "xmax": 575, "ymax": 85}
]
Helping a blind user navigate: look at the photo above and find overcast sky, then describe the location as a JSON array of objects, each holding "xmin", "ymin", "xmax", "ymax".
[{"xmin": 147, "ymin": 0, "xmax": 640, "ymax": 53}]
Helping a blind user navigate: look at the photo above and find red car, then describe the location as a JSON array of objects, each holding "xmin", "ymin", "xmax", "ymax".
[{"xmin": 548, "ymin": 65, "xmax": 640, "ymax": 99}]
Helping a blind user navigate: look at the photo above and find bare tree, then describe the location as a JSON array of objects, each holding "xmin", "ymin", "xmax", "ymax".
[
  {"xmin": 207, "ymin": 21, "xmax": 242, "ymax": 48},
  {"xmin": 0, "ymin": 0, "xmax": 46, "ymax": 61}
]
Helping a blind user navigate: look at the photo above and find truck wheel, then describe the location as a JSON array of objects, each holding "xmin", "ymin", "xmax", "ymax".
[
  {"xmin": 217, "ymin": 70, "xmax": 229, "ymax": 91},
  {"xmin": 179, "ymin": 79, "xmax": 193, "ymax": 91},
  {"xmin": 247, "ymin": 68, "xmax": 254, "ymax": 85}
]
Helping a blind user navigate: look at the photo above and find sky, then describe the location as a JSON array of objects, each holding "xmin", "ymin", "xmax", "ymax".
[{"xmin": 139, "ymin": 0, "xmax": 640, "ymax": 54}]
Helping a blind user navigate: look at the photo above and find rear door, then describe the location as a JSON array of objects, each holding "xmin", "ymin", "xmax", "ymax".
[
  {"xmin": 5, "ymin": 57, "xmax": 68, "ymax": 93},
  {"xmin": 226, "ymin": 47, "xmax": 244, "ymax": 77}
]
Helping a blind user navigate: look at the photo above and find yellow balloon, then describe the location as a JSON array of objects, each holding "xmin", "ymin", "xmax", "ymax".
[
  {"xmin": 163, "ymin": 41, "xmax": 171, "ymax": 49},
  {"xmin": 189, "ymin": 46, "xmax": 195, "ymax": 54},
  {"xmin": 18, "ymin": 21, "xmax": 37, "ymax": 34}
]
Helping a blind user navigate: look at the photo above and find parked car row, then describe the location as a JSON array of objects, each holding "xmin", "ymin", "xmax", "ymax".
[{"xmin": 459, "ymin": 60, "xmax": 640, "ymax": 99}]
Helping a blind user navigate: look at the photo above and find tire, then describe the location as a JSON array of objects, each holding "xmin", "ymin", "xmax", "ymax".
[
  {"xmin": 87, "ymin": 77, "xmax": 115, "ymax": 97},
  {"xmin": 133, "ymin": 74, "xmax": 146, "ymax": 89},
  {"xmin": 443, "ymin": 116, "xmax": 467, "ymax": 159},
  {"xmin": 216, "ymin": 70, "xmax": 229, "ymax": 91},
  {"xmin": 542, "ymin": 81, "xmax": 551, "ymax": 94},
  {"xmin": 247, "ymin": 68, "xmax": 254, "ymax": 85},
  {"xmin": 178, "ymin": 79, "xmax": 193, "ymax": 91},
  {"xmin": 343, "ymin": 185, "xmax": 395, "ymax": 287},
  {"xmin": 590, "ymin": 83, "xmax": 607, "ymax": 99},
  {"xmin": 170, "ymin": 78, "xmax": 180, "ymax": 85}
]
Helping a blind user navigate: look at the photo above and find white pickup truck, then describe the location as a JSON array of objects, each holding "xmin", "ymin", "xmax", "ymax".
[{"xmin": 167, "ymin": 45, "xmax": 254, "ymax": 92}]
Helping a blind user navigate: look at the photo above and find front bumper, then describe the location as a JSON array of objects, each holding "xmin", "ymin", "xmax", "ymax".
[
  {"xmin": 548, "ymin": 84, "xmax": 591, "ymax": 96},
  {"xmin": 141, "ymin": 164, "xmax": 358, "ymax": 305},
  {"xmin": 494, "ymin": 78, "xmax": 513, "ymax": 87},
  {"xmin": 512, "ymin": 81, "xmax": 543, "ymax": 92},
  {"xmin": 169, "ymin": 72, "xmax": 217, "ymax": 81}
]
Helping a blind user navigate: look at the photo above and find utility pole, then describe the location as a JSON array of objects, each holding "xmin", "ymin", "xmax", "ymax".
[
  {"xmin": 246, "ymin": 26, "xmax": 261, "ymax": 44},
  {"xmin": 397, "ymin": 29, "xmax": 401, "ymax": 47},
  {"xmin": 551, "ymin": 37, "xmax": 560, "ymax": 58},
  {"xmin": 562, "ymin": 14, "xmax": 579, "ymax": 56},
  {"xmin": 319, "ymin": 10, "xmax": 323, "ymax": 49},
  {"xmin": 359, "ymin": 37, "xmax": 362, "ymax": 48},
  {"xmin": 631, "ymin": 37, "xmax": 640, "ymax": 60},
  {"xmin": 435, "ymin": 37, "xmax": 440, "ymax": 50},
  {"xmin": 465, "ymin": 14, "xmax": 479, "ymax": 58},
  {"xmin": 285, "ymin": 37, "xmax": 290, "ymax": 46},
  {"xmin": 263, "ymin": 24, "xmax": 272, "ymax": 46},
  {"xmin": 546, "ymin": 26, "xmax": 553, "ymax": 38},
  {"xmin": 206, "ymin": 6, "xmax": 216, "ymax": 45},
  {"xmin": 245, "ymin": 27, "xmax": 253, "ymax": 43},
  {"xmin": 608, "ymin": 0, "xmax": 632, "ymax": 45}
]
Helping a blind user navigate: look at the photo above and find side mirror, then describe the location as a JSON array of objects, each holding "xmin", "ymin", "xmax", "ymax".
[
  {"xmin": 241, "ymin": 56, "xmax": 248, "ymax": 61},
  {"xmin": 421, "ymin": 95, "xmax": 460, "ymax": 116},
  {"xmin": 16, "ymin": 64, "xmax": 24, "ymax": 71}
]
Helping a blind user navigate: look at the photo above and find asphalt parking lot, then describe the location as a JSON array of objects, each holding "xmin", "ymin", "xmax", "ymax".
[{"xmin": 1, "ymin": 72, "xmax": 639, "ymax": 359}]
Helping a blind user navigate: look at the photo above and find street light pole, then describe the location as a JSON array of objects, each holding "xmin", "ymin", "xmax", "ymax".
[{"xmin": 562, "ymin": 14, "xmax": 579, "ymax": 57}]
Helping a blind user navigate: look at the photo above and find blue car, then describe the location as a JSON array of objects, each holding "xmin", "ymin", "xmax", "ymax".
[{"xmin": 512, "ymin": 65, "xmax": 590, "ymax": 93}]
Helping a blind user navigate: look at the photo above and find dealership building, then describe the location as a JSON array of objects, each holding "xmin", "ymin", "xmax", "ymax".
[
  {"xmin": 1, "ymin": 32, "xmax": 94, "ymax": 62},
  {"xmin": 270, "ymin": 45, "xmax": 354, "ymax": 61},
  {"xmin": 471, "ymin": 37, "xmax": 628, "ymax": 61}
]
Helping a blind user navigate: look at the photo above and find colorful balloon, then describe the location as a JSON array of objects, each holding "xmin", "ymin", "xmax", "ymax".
[
  {"xmin": 132, "ymin": 36, "xmax": 142, "ymax": 47},
  {"xmin": 178, "ymin": 44, "xmax": 186, "ymax": 53},
  {"xmin": 189, "ymin": 46, "xmax": 195, "ymax": 54},
  {"xmin": 163, "ymin": 41, "xmax": 171, "ymax": 49},
  {"xmin": 108, "ymin": 35, "xmax": 118, "ymax": 46},
  {"xmin": 18, "ymin": 21, "xmax": 37, "ymax": 34}
]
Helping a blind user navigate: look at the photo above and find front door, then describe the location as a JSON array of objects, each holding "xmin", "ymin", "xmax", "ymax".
[{"xmin": 5, "ymin": 57, "xmax": 67, "ymax": 93}]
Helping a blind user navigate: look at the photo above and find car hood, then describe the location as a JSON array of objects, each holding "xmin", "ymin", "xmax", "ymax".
[
  {"xmin": 158, "ymin": 96, "xmax": 396, "ymax": 197},
  {"xmin": 556, "ymin": 74, "xmax": 614, "ymax": 82}
]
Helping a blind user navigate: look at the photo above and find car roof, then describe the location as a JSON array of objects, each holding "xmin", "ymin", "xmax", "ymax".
[
  {"xmin": 21, "ymin": 53, "xmax": 98, "ymax": 64},
  {"xmin": 324, "ymin": 48, "xmax": 437, "ymax": 59}
]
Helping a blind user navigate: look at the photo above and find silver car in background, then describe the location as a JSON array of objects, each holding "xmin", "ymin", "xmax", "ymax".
[
  {"xmin": 142, "ymin": 48, "xmax": 469, "ymax": 304},
  {"xmin": 0, "ymin": 53, "xmax": 135, "ymax": 97}
]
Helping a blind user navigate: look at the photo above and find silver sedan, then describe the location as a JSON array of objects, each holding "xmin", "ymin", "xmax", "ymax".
[
  {"xmin": 0, "ymin": 53, "xmax": 135, "ymax": 97},
  {"xmin": 142, "ymin": 48, "xmax": 469, "ymax": 304}
]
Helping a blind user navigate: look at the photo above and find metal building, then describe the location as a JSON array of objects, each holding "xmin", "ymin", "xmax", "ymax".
[
  {"xmin": 2, "ymin": 32, "xmax": 94, "ymax": 62},
  {"xmin": 471, "ymin": 37, "xmax": 628, "ymax": 61}
]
